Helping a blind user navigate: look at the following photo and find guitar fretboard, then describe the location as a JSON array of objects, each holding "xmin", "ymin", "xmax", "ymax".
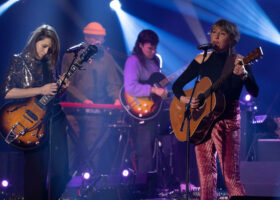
[{"xmin": 38, "ymin": 63, "xmax": 81, "ymax": 106}]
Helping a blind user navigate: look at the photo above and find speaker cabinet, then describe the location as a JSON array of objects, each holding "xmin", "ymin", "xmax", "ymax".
[
  {"xmin": 241, "ymin": 161, "xmax": 280, "ymax": 197},
  {"xmin": 257, "ymin": 139, "xmax": 280, "ymax": 161},
  {"xmin": 231, "ymin": 196, "xmax": 280, "ymax": 200}
]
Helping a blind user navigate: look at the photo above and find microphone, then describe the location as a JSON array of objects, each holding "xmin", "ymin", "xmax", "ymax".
[
  {"xmin": 66, "ymin": 42, "xmax": 85, "ymax": 53},
  {"xmin": 197, "ymin": 43, "xmax": 214, "ymax": 50}
]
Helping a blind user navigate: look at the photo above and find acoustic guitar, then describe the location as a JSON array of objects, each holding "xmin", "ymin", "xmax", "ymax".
[
  {"xmin": 0, "ymin": 45, "xmax": 98, "ymax": 150},
  {"xmin": 170, "ymin": 47, "xmax": 263, "ymax": 144}
]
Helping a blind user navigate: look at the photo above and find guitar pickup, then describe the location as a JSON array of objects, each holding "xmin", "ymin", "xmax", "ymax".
[{"xmin": 25, "ymin": 110, "xmax": 38, "ymax": 121}]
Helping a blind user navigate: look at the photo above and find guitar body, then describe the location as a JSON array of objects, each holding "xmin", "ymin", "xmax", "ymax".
[
  {"xmin": 170, "ymin": 77, "xmax": 225, "ymax": 144},
  {"xmin": 120, "ymin": 72, "xmax": 165, "ymax": 120},
  {"xmin": 0, "ymin": 97, "xmax": 47, "ymax": 150}
]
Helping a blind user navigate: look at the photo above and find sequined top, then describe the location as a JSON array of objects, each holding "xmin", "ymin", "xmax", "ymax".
[{"xmin": 1, "ymin": 52, "xmax": 55, "ymax": 100}]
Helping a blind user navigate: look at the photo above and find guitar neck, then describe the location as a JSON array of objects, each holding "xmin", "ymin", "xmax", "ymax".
[
  {"xmin": 38, "ymin": 63, "xmax": 81, "ymax": 106},
  {"xmin": 205, "ymin": 47, "xmax": 263, "ymax": 98},
  {"xmin": 159, "ymin": 78, "xmax": 170, "ymax": 88},
  {"xmin": 159, "ymin": 65, "xmax": 187, "ymax": 88}
]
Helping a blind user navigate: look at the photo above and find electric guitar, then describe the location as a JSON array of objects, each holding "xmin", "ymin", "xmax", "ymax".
[
  {"xmin": 120, "ymin": 67, "xmax": 186, "ymax": 120},
  {"xmin": 169, "ymin": 47, "xmax": 263, "ymax": 144},
  {"xmin": 0, "ymin": 45, "xmax": 98, "ymax": 150}
]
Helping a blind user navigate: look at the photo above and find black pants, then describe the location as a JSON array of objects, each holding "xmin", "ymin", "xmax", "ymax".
[
  {"xmin": 132, "ymin": 118, "xmax": 158, "ymax": 173},
  {"xmin": 24, "ymin": 104, "xmax": 70, "ymax": 200},
  {"xmin": 24, "ymin": 142, "xmax": 49, "ymax": 200}
]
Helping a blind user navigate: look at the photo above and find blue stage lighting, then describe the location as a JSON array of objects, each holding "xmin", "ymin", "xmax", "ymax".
[
  {"xmin": 110, "ymin": 0, "xmax": 121, "ymax": 11},
  {"xmin": 143, "ymin": 0, "xmax": 280, "ymax": 45},
  {"xmin": 113, "ymin": 8, "xmax": 200, "ymax": 89},
  {"xmin": 0, "ymin": 0, "xmax": 20, "ymax": 16},
  {"xmin": 156, "ymin": 53, "xmax": 163, "ymax": 68},
  {"xmin": 113, "ymin": 8, "xmax": 197, "ymax": 78}
]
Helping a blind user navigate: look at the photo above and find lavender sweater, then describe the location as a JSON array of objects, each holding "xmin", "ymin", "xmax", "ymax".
[{"xmin": 124, "ymin": 55, "xmax": 159, "ymax": 97}]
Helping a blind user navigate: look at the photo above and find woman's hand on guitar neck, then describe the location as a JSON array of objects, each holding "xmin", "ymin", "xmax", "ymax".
[
  {"xmin": 233, "ymin": 54, "xmax": 248, "ymax": 81},
  {"xmin": 179, "ymin": 96, "xmax": 200, "ymax": 109},
  {"xmin": 58, "ymin": 73, "xmax": 70, "ymax": 89},
  {"xmin": 40, "ymin": 83, "xmax": 58, "ymax": 95},
  {"xmin": 151, "ymin": 87, "xmax": 168, "ymax": 99}
]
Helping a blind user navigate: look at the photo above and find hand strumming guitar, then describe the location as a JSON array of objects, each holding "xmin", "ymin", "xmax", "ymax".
[
  {"xmin": 150, "ymin": 87, "xmax": 168, "ymax": 99},
  {"xmin": 179, "ymin": 96, "xmax": 201, "ymax": 109}
]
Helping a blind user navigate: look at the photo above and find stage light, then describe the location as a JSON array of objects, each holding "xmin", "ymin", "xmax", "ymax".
[
  {"xmin": 0, "ymin": 0, "xmax": 20, "ymax": 16},
  {"xmin": 245, "ymin": 94, "xmax": 252, "ymax": 102},
  {"xmin": 122, "ymin": 169, "xmax": 129, "ymax": 177},
  {"xmin": 110, "ymin": 0, "xmax": 121, "ymax": 11},
  {"xmin": 82, "ymin": 172, "xmax": 91, "ymax": 180},
  {"xmin": 1, "ymin": 180, "xmax": 9, "ymax": 188},
  {"xmin": 253, "ymin": 106, "xmax": 258, "ymax": 111}
]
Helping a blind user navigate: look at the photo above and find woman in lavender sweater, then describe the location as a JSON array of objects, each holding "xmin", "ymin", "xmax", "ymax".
[{"xmin": 124, "ymin": 29, "xmax": 168, "ymax": 173}]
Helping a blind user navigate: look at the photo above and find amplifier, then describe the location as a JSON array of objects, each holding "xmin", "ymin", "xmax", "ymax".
[
  {"xmin": 257, "ymin": 139, "xmax": 280, "ymax": 161},
  {"xmin": 241, "ymin": 161, "xmax": 280, "ymax": 196}
]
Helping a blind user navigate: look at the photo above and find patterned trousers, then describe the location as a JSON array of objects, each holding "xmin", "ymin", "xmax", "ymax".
[{"xmin": 195, "ymin": 102, "xmax": 246, "ymax": 200}]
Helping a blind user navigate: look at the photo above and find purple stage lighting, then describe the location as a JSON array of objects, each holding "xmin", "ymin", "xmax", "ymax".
[
  {"xmin": 1, "ymin": 180, "xmax": 8, "ymax": 188},
  {"xmin": 122, "ymin": 169, "xmax": 129, "ymax": 177},
  {"xmin": 245, "ymin": 94, "xmax": 252, "ymax": 102},
  {"xmin": 82, "ymin": 172, "xmax": 91, "ymax": 180}
]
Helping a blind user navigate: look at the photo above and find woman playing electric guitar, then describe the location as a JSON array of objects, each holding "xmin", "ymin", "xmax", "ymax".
[
  {"xmin": 0, "ymin": 24, "xmax": 70, "ymax": 200},
  {"xmin": 123, "ymin": 29, "xmax": 168, "ymax": 173}
]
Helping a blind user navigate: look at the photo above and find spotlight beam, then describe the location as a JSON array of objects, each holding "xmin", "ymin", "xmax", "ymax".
[
  {"xmin": 143, "ymin": 0, "xmax": 280, "ymax": 45},
  {"xmin": 113, "ymin": 8, "xmax": 197, "ymax": 72},
  {"xmin": 0, "ymin": 0, "xmax": 20, "ymax": 16},
  {"xmin": 174, "ymin": 0, "xmax": 208, "ymax": 45}
]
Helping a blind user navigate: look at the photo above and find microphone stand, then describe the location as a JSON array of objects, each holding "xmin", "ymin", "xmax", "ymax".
[
  {"xmin": 48, "ymin": 51, "xmax": 79, "ymax": 200},
  {"xmin": 180, "ymin": 49, "xmax": 208, "ymax": 199}
]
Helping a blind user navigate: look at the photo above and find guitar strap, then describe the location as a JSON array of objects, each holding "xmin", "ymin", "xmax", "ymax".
[
  {"xmin": 222, "ymin": 52, "xmax": 236, "ymax": 76},
  {"xmin": 212, "ymin": 52, "xmax": 236, "ymax": 91}
]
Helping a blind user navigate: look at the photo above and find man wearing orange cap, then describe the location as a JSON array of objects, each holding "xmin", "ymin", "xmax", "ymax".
[
  {"xmin": 61, "ymin": 22, "xmax": 122, "ymax": 174},
  {"xmin": 62, "ymin": 22, "xmax": 121, "ymax": 105}
]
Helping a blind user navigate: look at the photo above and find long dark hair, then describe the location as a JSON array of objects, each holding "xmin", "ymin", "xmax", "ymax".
[
  {"xmin": 23, "ymin": 24, "xmax": 60, "ymax": 71},
  {"xmin": 132, "ymin": 29, "xmax": 160, "ymax": 68}
]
